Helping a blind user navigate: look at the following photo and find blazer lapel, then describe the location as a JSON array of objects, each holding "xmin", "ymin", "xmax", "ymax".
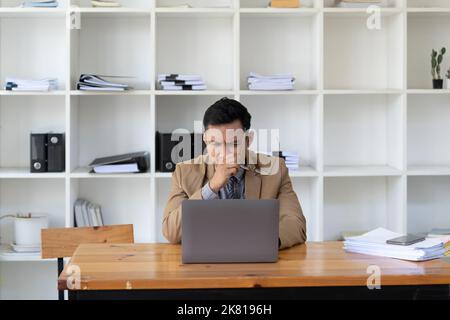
[{"xmin": 245, "ymin": 170, "xmax": 261, "ymax": 199}]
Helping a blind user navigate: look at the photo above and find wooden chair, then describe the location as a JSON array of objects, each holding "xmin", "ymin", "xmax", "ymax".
[{"xmin": 41, "ymin": 224, "xmax": 134, "ymax": 300}]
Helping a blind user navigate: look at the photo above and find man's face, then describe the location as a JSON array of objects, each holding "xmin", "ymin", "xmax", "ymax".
[{"xmin": 203, "ymin": 120, "xmax": 253, "ymax": 165}]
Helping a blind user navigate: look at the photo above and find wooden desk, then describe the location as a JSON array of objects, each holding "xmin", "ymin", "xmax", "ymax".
[{"xmin": 59, "ymin": 242, "xmax": 450, "ymax": 300}]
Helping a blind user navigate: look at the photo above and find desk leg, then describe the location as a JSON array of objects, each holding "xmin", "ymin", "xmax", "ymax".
[{"xmin": 68, "ymin": 285, "xmax": 450, "ymax": 300}]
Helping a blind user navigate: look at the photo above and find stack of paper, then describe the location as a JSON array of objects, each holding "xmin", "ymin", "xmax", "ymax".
[
  {"xmin": 5, "ymin": 78, "xmax": 58, "ymax": 91},
  {"xmin": 336, "ymin": 0, "xmax": 388, "ymax": 8},
  {"xmin": 77, "ymin": 74, "xmax": 130, "ymax": 91},
  {"xmin": 158, "ymin": 74, "xmax": 207, "ymax": 91},
  {"xmin": 74, "ymin": 199, "xmax": 104, "ymax": 228},
  {"xmin": 22, "ymin": 0, "xmax": 58, "ymax": 7},
  {"xmin": 247, "ymin": 72, "xmax": 295, "ymax": 91},
  {"xmin": 344, "ymin": 228, "xmax": 447, "ymax": 261},
  {"xmin": 91, "ymin": 0, "xmax": 120, "ymax": 7}
]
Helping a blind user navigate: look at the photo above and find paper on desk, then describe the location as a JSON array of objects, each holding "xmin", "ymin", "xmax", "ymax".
[{"xmin": 343, "ymin": 228, "xmax": 446, "ymax": 261}]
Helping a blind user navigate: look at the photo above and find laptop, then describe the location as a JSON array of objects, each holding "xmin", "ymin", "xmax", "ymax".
[{"xmin": 181, "ymin": 199, "xmax": 279, "ymax": 264}]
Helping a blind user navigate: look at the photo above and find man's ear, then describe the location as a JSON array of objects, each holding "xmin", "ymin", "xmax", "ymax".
[{"xmin": 246, "ymin": 130, "xmax": 255, "ymax": 148}]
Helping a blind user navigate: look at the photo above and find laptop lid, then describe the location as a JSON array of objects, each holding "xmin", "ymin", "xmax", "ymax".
[{"xmin": 181, "ymin": 199, "xmax": 279, "ymax": 264}]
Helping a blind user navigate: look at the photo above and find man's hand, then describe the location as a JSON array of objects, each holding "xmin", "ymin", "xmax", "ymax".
[{"xmin": 209, "ymin": 164, "xmax": 240, "ymax": 193}]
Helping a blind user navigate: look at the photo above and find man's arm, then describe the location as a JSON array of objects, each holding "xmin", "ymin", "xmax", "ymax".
[
  {"xmin": 162, "ymin": 164, "xmax": 203, "ymax": 244},
  {"xmin": 277, "ymin": 159, "xmax": 307, "ymax": 249}
]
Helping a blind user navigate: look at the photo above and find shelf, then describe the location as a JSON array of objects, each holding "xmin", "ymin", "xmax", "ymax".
[
  {"xmin": 239, "ymin": 7, "xmax": 318, "ymax": 17},
  {"xmin": 407, "ymin": 89, "xmax": 450, "ymax": 95},
  {"xmin": 239, "ymin": 90, "xmax": 319, "ymax": 96},
  {"xmin": 70, "ymin": 167, "xmax": 151, "ymax": 179},
  {"xmin": 0, "ymin": 8, "xmax": 66, "ymax": 18},
  {"xmin": 155, "ymin": 7, "xmax": 235, "ymax": 17},
  {"xmin": 0, "ymin": 246, "xmax": 54, "ymax": 262},
  {"xmin": 407, "ymin": 176, "xmax": 450, "ymax": 234},
  {"xmin": 70, "ymin": 90, "xmax": 152, "ymax": 96},
  {"xmin": 240, "ymin": 12, "xmax": 319, "ymax": 91},
  {"xmin": 407, "ymin": 94, "xmax": 450, "ymax": 168},
  {"xmin": 323, "ymin": 165, "xmax": 402, "ymax": 177},
  {"xmin": 0, "ymin": 168, "xmax": 66, "ymax": 179},
  {"xmin": 324, "ymin": 175, "xmax": 402, "ymax": 241},
  {"xmin": 407, "ymin": 13, "xmax": 450, "ymax": 90},
  {"xmin": 0, "ymin": 90, "xmax": 66, "ymax": 96},
  {"xmin": 324, "ymin": 89, "xmax": 403, "ymax": 95},
  {"xmin": 71, "ymin": 7, "xmax": 151, "ymax": 17},
  {"xmin": 155, "ymin": 90, "xmax": 234, "ymax": 96},
  {"xmin": 288, "ymin": 166, "xmax": 318, "ymax": 177},
  {"xmin": 408, "ymin": 166, "xmax": 450, "ymax": 176},
  {"xmin": 324, "ymin": 11, "xmax": 403, "ymax": 90},
  {"xmin": 323, "ymin": 8, "xmax": 402, "ymax": 17},
  {"xmin": 156, "ymin": 14, "xmax": 234, "ymax": 92},
  {"xmin": 324, "ymin": 94, "xmax": 403, "ymax": 170}
]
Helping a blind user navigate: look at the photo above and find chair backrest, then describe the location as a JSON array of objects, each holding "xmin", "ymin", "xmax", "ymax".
[{"xmin": 41, "ymin": 224, "xmax": 134, "ymax": 259}]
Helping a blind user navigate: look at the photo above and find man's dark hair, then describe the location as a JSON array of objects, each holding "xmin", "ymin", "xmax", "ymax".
[{"xmin": 203, "ymin": 97, "xmax": 252, "ymax": 131}]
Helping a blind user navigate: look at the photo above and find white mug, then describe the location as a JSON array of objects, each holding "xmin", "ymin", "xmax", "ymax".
[{"xmin": 14, "ymin": 215, "xmax": 48, "ymax": 246}]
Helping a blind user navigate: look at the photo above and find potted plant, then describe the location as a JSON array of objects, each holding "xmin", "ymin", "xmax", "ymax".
[
  {"xmin": 447, "ymin": 67, "xmax": 450, "ymax": 90},
  {"xmin": 431, "ymin": 47, "xmax": 446, "ymax": 89}
]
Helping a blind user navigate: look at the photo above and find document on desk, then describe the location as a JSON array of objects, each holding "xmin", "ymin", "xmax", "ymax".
[{"xmin": 344, "ymin": 228, "xmax": 447, "ymax": 261}]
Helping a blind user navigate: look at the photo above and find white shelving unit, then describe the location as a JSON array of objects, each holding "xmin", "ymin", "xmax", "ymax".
[{"xmin": 0, "ymin": 0, "xmax": 450, "ymax": 299}]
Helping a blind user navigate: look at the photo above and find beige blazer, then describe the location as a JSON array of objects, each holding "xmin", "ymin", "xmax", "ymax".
[{"xmin": 162, "ymin": 152, "xmax": 307, "ymax": 249}]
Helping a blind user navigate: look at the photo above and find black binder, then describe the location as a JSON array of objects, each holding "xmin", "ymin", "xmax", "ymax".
[{"xmin": 88, "ymin": 151, "xmax": 150, "ymax": 173}]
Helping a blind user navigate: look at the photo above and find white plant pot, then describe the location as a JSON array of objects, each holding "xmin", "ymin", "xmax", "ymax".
[{"xmin": 14, "ymin": 215, "xmax": 48, "ymax": 246}]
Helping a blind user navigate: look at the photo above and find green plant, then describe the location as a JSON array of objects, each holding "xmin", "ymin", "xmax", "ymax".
[{"xmin": 431, "ymin": 47, "xmax": 446, "ymax": 80}]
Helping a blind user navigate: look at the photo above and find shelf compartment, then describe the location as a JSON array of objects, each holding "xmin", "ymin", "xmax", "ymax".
[
  {"xmin": 407, "ymin": 94, "xmax": 450, "ymax": 167},
  {"xmin": 69, "ymin": 178, "xmax": 152, "ymax": 242},
  {"xmin": 0, "ymin": 168, "xmax": 65, "ymax": 179},
  {"xmin": 407, "ymin": 176, "xmax": 450, "ymax": 234},
  {"xmin": 240, "ymin": 95, "xmax": 321, "ymax": 171},
  {"xmin": 0, "ymin": 15, "xmax": 67, "ymax": 90},
  {"xmin": 407, "ymin": 13, "xmax": 450, "ymax": 89},
  {"xmin": 70, "ymin": 14, "xmax": 151, "ymax": 90},
  {"xmin": 70, "ymin": 95, "xmax": 151, "ymax": 172},
  {"xmin": 240, "ymin": 13, "xmax": 320, "ymax": 91},
  {"xmin": 324, "ymin": 94, "xmax": 403, "ymax": 170},
  {"xmin": 156, "ymin": 15, "xmax": 234, "ymax": 91},
  {"xmin": 157, "ymin": 0, "xmax": 233, "ymax": 9},
  {"xmin": 0, "ymin": 179, "xmax": 66, "ymax": 247},
  {"xmin": 0, "ymin": 96, "xmax": 66, "ymax": 171},
  {"xmin": 324, "ymin": 176, "xmax": 404, "ymax": 240},
  {"xmin": 324, "ymin": 12, "xmax": 404, "ymax": 90},
  {"xmin": 408, "ymin": 165, "xmax": 450, "ymax": 176},
  {"xmin": 241, "ymin": 0, "xmax": 315, "ymax": 8},
  {"xmin": 72, "ymin": 0, "xmax": 150, "ymax": 9}
]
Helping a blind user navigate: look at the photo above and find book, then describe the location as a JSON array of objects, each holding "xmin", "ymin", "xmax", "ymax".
[
  {"xmin": 74, "ymin": 199, "xmax": 104, "ymax": 228},
  {"xmin": 77, "ymin": 74, "xmax": 131, "ymax": 91}
]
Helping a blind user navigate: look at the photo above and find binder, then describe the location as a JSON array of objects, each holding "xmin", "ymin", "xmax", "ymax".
[{"xmin": 88, "ymin": 151, "xmax": 150, "ymax": 174}]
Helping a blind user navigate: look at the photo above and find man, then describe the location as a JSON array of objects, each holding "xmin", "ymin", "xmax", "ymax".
[{"xmin": 162, "ymin": 97, "xmax": 307, "ymax": 249}]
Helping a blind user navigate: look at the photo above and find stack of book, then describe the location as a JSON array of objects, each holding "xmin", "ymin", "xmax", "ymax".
[
  {"xmin": 272, "ymin": 151, "xmax": 300, "ymax": 171},
  {"xmin": 91, "ymin": 0, "xmax": 121, "ymax": 7},
  {"xmin": 270, "ymin": 0, "xmax": 300, "ymax": 8},
  {"xmin": 428, "ymin": 228, "xmax": 450, "ymax": 256},
  {"xmin": 74, "ymin": 199, "xmax": 104, "ymax": 228},
  {"xmin": 88, "ymin": 151, "xmax": 150, "ymax": 174},
  {"xmin": 22, "ymin": 0, "xmax": 58, "ymax": 7},
  {"xmin": 77, "ymin": 74, "xmax": 130, "ymax": 91},
  {"xmin": 157, "ymin": 74, "xmax": 207, "ymax": 91},
  {"xmin": 247, "ymin": 72, "xmax": 295, "ymax": 91},
  {"xmin": 336, "ymin": 0, "xmax": 388, "ymax": 8},
  {"xmin": 5, "ymin": 78, "xmax": 58, "ymax": 91},
  {"xmin": 344, "ymin": 228, "xmax": 448, "ymax": 261}
]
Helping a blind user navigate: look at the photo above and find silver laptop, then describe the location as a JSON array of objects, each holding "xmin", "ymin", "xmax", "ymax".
[{"xmin": 181, "ymin": 199, "xmax": 279, "ymax": 264}]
